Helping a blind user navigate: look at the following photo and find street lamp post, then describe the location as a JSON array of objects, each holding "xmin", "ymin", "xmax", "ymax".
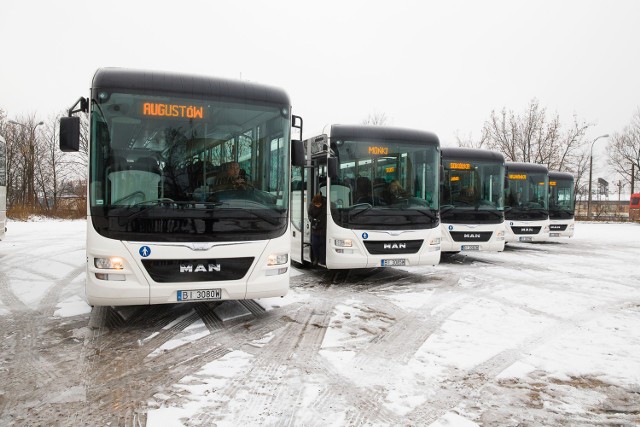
[
  {"xmin": 8, "ymin": 119, "xmax": 44, "ymax": 207},
  {"xmin": 587, "ymin": 134, "xmax": 610, "ymax": 219}
]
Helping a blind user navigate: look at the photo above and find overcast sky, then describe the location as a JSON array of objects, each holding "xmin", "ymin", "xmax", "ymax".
[{"xmin": 2, "ymin": 0, "xmax": 639, "ymax": 174}]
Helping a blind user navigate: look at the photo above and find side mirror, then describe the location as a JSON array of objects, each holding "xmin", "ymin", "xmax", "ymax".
[
  {"xmin": 60, "ymin": 116, "xmax": 80, "ymax": 152},
  {"xmin": 328, "ymin": 157, "xmax": 338, "ymax": 178},
  {"xmin": 291, "ymin": 139, "xmax": 305, "ymax": 167}
]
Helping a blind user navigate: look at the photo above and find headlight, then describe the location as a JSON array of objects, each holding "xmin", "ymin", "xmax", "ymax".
[
  {"xmin": 267, "ymin": 253, "xmax": 288, "ymax": 266},
  {"xmin": 334, "ymin": 239, "xmax": 353, "ymax": 247},
  {"xmin": 429, "ymin": 237, "xmax": 441, "ymax": 245},
  {"xmin": 496, "ymin": 230, "xmax": 505, "ymax": 238},
  {"xmin": 94, "ymin": 257, "xmax": 124, "ymax": 270}
]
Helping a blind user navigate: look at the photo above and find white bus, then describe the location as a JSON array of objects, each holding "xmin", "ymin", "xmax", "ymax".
[
  {"xmin": 504, "ymin": 162, "xmax": 550, "ymax": 243},
  {"xmin": 291, "ymin": 125, "xmax": 441, "ymax": 269},
  {"xmin": 440, "ymin": 147, "xmax": 506, "ymax": 252},
  {"xmin": 60, "ymin": 68, "xmax": 303, "ymax": 306},
  {"xmin": 0, "ymin": 135, "xmax": 6, "ymax": 240},
  {"xmin": 548, "ymin": 171, "xmax": 575, "ymax": 238}
]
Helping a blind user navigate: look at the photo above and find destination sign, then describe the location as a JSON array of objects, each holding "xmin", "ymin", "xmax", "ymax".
[
  {"xmin": 449, "ymin": 162, "xmax": 471, "ymax": 170},
  {"xmin": 142, "ymin": 102, "xmax": 204, "ymax": 119},
  {"xmin": 450, "ymin": 176, "xmax": 460, "ymax": 182},
  {"xmin": 549, "ymin": 181, "xmax": 557, "ymax": 186},
  {"xmin": 508, "ymin": 173, "xmax": 527, "ymax": 180},
  {"xmin": 368, "ymin": 146, "xmax": 389, "ymax": 155}
]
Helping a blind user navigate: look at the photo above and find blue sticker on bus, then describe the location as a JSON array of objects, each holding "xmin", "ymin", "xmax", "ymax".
[
  {"xmin": 362, "ymin": 232, "xmax": 369, "ymax": 240},
  {"xmin": 448, "ymin": 225, "xmax": 454, "ymax": 230},
  {"xmin": 139, "ymin": 246, "xmax": 151, "ymax": 257}
]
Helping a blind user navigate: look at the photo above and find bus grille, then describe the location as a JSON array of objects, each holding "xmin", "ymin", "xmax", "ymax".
[
  {"xmin": 363, "ymin": 240, "xmax": 423, "ymax": 255},
  {"xmin": 549, "ymin": 224, "xmax": 568, "ymax": 231},
  {"xmin": 510, "ymin": 226, "xmax": 541, "ymax": 235},
  {"xmin": 141, "ymin": 257, "xmax": 254, "ymax": 283},
  {"xmin": 449, "ymin": 231, "xmax": 493, "ymax": 242}
]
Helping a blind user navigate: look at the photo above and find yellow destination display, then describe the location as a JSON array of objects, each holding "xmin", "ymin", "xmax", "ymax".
[
  {"xmin": 142, "ymin": 102, "xmax": 204, "ymax": 119},
  {"xmin": 450, "ymin": 162, "xmax": 471, "ymax": 170},
  {"xmin": 368, "ymin": 146, "xmax": 389, "ymax": 155},
  {"xmin": 508, "ymin": 173, "xmax": 527, "ymax": 180},
  {"xmin": 549, "ymin": 181, "xmax": 557, "ymax": 186}
]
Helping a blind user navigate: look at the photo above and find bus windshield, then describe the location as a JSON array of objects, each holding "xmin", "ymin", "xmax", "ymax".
[
  {"xmin": 505, "ymin": 171, "xmax": 548, "ymax": 216},
  {"xmin": 328, "ymin": 138, "xmax": 439, "ymax": 229},
  {"xmin": 441, "ymin": 159, "xmax": 504, "ymax": 217},
  {"xmin": 549, "ymin": 177, "xmax": 574, "ymax": 218},
  {"xmin": 89, "ymin": 91, "xmax": 291, "ymax": 242}
]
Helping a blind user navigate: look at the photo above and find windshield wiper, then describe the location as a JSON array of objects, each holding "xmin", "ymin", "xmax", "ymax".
[
  {"xmin": 440, "ymin": 205, "xmax": 455, "ymax": 214},
  {"xmin": 241, "ymin": 208, "xmax": 283, "ymax": 226},
  {"xmin": 415, "ymin": 208, "xmax": 438, "ymax": 221},
  {"xmin": 480, "ymin": 210, "xmax": 505, "ymax": 219},
  {"xmin": 346, "ymin": 203, "xmax": 373, "ymax": 219},
  {"xmin": 120, "ymin": 199, "xmax": 223, "ymax": 224}
]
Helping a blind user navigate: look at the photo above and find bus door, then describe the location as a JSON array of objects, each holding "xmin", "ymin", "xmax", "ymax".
[{"xmin": 292, "ymin": 137, "xmax": 327, "ymax": 265}]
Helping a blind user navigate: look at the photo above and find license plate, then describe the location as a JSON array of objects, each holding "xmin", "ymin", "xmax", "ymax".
[
  {"xmin": 461, "ymin": 245, "xmax": 480, "ymax": 251},
  {"xmin": 381, "ymin": 259, "xmax": 406, "ymax": 267},
  {"xmin": 177, "ymin": 289, "xmax": 221, "ymax": 302},
  {"xmin": 519, "ymin": 236, "xmax": 533, "ymax": 242},
  {"xmin": 549, "ymin": 233, "xmax": 560, "ymax": 237}
]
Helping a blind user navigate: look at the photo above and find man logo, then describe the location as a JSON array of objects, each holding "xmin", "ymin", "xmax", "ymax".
[
  {"xmin": 521, "ymin": 228, "xmax": 534, "ymax": 233},
  {"xmin": 463, "ymin": 233, "xmax": 481, "ymax": 239},
  {"xmin": 384, "ymin": 243, "xmax": 407, "ymax": 250},
  {"xmin": 180, "ymin": 263, "xmax": 221, "ymax": 273}
]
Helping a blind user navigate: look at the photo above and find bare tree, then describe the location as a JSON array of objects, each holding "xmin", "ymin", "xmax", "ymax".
[
  {"xmin": 362, "ymin": 111, "xmax": 389, "ymax": 126},
  {"xmin": 0, "ymin": 109, "xmax": 88, "ymax": 216},
  {"xmin": 3, "ymin": 115, "xmax": 45, "ymax": 209},
  {"xmin": 478, "ymin": 99, "xmax": 592, "ymax": 168},
  {"xmin": 607, "ymin": 108, "xmax": 640, "ymax": 191},
  {"xmin": 465, "ymin": 99, "xmax": 593, "ymax": 198},
  {"xmin": 34, "ymin": 114, "xmax": 68, "ymax": 212}
]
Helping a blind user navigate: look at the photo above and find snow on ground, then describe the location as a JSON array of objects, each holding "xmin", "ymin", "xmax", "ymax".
[{"xmin": 1, "ymin": 219, "xmax": 639, "ymax": 426}]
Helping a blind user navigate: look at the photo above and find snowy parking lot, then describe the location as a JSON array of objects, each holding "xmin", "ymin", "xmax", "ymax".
[{"xmin": 0, "ymin": 220, "xmax": 639, "ymax": 426}]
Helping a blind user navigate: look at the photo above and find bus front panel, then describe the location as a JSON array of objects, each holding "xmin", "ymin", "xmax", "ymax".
[{"xmin": 84, "ymin": 74, "xmax": 293, "ymax": 304}]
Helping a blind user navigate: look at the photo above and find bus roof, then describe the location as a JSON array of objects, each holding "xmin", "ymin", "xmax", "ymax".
[
  {"xmin": 441, "ymin": 146, "xmax": 504, "ymax": 163},
  {"xmin": 92, "ymin": 68, "xmax": 291, "ymax": 106},
  {"xmin": 329, "ymin": 124, "xmax": 439, "ymax": 147},
  {"xmin": 548, "ymin": 170, "xmax": 575, "ymax": 181},
  {"xmin": 505, "ymin": 161, "xmax": 549, "ymax": 173}
]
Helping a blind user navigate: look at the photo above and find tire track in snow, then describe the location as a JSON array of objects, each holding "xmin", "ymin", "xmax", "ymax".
[
  {"xmin": 0, "ymin": 265, "xmax": 85, "ymax": 424},
  {"xmin": 407, "ymin": 298, "xmax": 640, "ymax": 424}
]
